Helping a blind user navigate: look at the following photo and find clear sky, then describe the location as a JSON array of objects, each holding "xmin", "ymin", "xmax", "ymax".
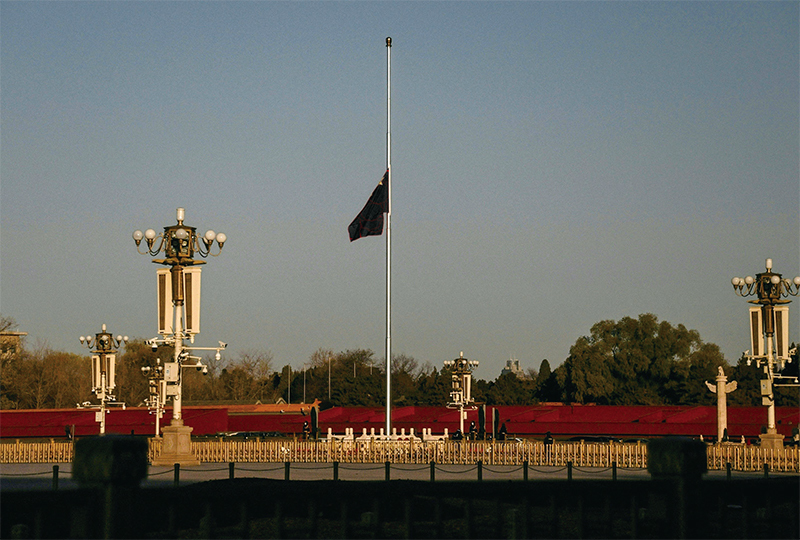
[{"xmin": 1, "ymin": 1, "xmax": 798, "ymax": 381}]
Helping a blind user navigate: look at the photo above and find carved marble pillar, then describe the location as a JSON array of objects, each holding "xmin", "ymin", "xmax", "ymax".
[{"xmin": 706, "ymin": 366, "xmax": 737, "ymax": 442}]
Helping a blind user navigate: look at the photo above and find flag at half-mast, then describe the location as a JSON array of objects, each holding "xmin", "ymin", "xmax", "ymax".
[{"xmin": 348, "ymin": 170, "xmax": 389, "ymax": 241}]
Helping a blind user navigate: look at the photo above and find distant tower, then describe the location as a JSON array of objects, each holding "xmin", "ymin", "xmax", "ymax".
[{"xmin": 500, "ymin": 357, "xmax": 527, "ymax": 379}]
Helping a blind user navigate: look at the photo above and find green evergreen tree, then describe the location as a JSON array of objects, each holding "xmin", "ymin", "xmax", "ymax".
[
  {"xmin": 535, "ymin": 359, "xmax": 561, "ymax": 402},
  {"xmin": 484, "ymin": 372, "xmax": 534, "ymax": 405},
  {"xmin": 562, "ymin": 314, "xmax": 727, "ymax": 405}
]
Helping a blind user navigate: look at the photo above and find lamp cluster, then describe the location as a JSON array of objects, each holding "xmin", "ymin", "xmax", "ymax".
[
  {"xmin": 132, "ymin": 208, "xmax": 226, "ymax": 262},
  {"xmin": 444, "ymin": 352, "xmax": 480, "ymax": 406},
  {"xmin": 79, "ymin": 324, "xmax": 128, "ymax": 352},
  {"xmin": 731, "ymin": 258, "xmax": 800, "ymax": 303}
]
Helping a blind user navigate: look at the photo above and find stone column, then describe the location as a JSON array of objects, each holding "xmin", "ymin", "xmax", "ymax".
[{"xmin": 705, "ymin": 366, "xmax": 737, "ymax": 442}]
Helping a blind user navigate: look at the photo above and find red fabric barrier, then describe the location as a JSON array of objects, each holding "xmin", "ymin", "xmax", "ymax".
[{"xmin": 1, "ymin": 404, "xmax": 796, "ymax": 440}]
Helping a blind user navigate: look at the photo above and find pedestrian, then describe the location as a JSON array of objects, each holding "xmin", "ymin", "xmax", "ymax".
[{"xmin": 544, "ymin": 431, "xmax": 554, "ymax": 462}]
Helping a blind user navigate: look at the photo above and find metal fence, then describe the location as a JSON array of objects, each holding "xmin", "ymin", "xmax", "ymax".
[{"xmin": 2, "ymin": 438, "xmax": 798, "ymax": 472}]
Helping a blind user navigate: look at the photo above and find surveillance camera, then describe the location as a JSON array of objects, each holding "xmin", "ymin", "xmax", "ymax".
[
  {"xmin": 196, "ymin": 364, "xmax": 203, "ymax": 372},
  {"xmin": 202, "ymin": 366, "xmax": 208, "ymax": 375},
  {"xmin": 218, "ymin": 341, "xmax": 227, "ymax": 349}
]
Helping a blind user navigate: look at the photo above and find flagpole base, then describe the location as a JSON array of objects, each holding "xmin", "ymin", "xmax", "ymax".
[
  {"xmin": 151, "ymin": 421, "xmax": 200, "ymax": 466},
  {"xmin": 758, "ymin": 429, "xmax": 784, "ymax": 451}
]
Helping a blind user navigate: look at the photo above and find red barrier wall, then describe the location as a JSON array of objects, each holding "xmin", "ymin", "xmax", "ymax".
[
  {"xmin": 1, "ymin": 404, "xmax": 796, "ymax": 441},
  {"xmin": 0, "ymin": 407, "xmax": 228, "ymax": 438}
]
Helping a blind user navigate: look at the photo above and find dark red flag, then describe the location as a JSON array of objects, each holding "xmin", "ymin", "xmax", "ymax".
[{"xmin": 348, "ymin": 170, "xmax": 389, "ymax": 241}]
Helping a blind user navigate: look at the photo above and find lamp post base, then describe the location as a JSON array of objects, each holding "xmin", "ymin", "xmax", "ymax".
[
  {"xmin": 152, "ymin": 421, "xmax": 200, "ymax": 466},
  {"xmin": 758, "ymin": 429, "xmax": 784, "ymax": 451}
]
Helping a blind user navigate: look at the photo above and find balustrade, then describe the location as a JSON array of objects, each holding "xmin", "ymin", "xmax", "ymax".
[{"xmin": 1, "ymin": 438, "xmax": 797, "ymax": 471}]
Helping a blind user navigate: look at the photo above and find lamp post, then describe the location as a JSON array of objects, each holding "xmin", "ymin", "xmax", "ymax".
[
  {"xmin": 444, "ymin": 352, "xmax": 479, "ymax": 436},
  {"xmin": 140, "ymin": 359, "xmax": 165, "ymax": 437},
  {"xmin": 79, "ymin": 324, "xmax": 128, "ymax": 435},
  {"xmin": 133, "ymin": 207, "xmax": 227, "ymax": 465},
  {"xmin": 731, "ymin": 258, "xmax": 800, "ymax": 450}
]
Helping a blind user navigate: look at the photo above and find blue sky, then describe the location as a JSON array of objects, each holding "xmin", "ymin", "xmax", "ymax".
[{"xmin": 1, "ymin": 1, "xmax": 798, "ymax": 381}]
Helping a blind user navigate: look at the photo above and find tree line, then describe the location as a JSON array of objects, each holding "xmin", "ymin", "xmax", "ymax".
[{"xmin": 1, "ymin": 313, "xmax": 797, "ymax": 410}]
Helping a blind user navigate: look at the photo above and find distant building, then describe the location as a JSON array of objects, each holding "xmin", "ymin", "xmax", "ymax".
[
  {"xmin": 1, "ymin": 331, "xmax": 27, "ymax": 362},
  {"xmin": 500, "ymin": 358, "xmax": 528, "ymax": 379}
]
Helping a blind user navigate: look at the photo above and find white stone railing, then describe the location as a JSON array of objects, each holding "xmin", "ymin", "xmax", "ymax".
[
  {"xmin": 2, "ymin": 438, "xmax": 797, "ymax": 472},
  {"xmin": 0, "ymin": 439, "xmax": 74, "ymax": 463}
]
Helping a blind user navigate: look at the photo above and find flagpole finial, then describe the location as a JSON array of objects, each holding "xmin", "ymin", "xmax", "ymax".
[{"xmin": 386, "ymin": 37, "xmax": 392, "ymax": 47}]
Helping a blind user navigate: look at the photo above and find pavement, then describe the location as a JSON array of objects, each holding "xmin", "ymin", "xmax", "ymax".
[{"xmin": 2, "ymin": 462, "xmax": 790, "ymax": 491}]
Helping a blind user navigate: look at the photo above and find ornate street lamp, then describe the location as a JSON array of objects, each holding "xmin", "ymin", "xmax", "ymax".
[
  {"xmin": 133, "ymin": 208, "xmax": 227, "ymax": 465},
  {"xmin": 731, "ymin": 258, "xmax": 800, "ymax": 449},
  {"xmin": 79, "ymin": 324, "xmax": 128, "ymax": 435},
  {"xmin": 444, "ymin": 352, "xmax": 479, "ymax": 436}
]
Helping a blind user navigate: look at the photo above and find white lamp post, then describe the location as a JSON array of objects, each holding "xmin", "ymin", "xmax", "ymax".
[
  {"xmin": 731, "ymin": 258, "xmax": 800, "ymax": 450},
  {"xmin": 140, "ymin": 359, "xmax": 165, "ymax": 437},
  {"xmin": 444, "ymin": 352, "xmax": 479, "ymax": 436},
  {"xmin": 79, "ymin": 324, "xmax": 128, "ymax": 435},
  {"xmin": 133, "ymin": 208, "xmax": 227, "ymax": 465}
]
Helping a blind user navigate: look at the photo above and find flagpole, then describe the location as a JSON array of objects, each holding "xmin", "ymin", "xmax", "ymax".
[{"xmin": 385, "ymin": 36, "xmax": 392, "ymax": 437}]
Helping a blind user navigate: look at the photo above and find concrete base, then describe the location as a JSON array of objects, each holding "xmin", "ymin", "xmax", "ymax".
[
  {"xmin": 152, "ymin": 421, "xmax": 200, "ymax": 466},
  {"xmin": 759, "ymin": 430, "xmax": 785, "ymax": 451}
]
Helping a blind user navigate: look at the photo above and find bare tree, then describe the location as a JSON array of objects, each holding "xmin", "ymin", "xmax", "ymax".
[
  {"xmin": 309, "ymin": 348, "xmax": 335, "ymax": 369},
  {"xmin": 114, "ymin": 340, "xmax": 161, "ymax": 406},
  {"xmin": 0, "ymin": 315, "xmax": 17, "ymax": 333},
  {"xmin": 217, "ymin": 350, "xmax": 275, "ymax": 403},
  {"xmin": 1, "ymin": 315, "xmax": 23, "ymax": 370},
  {"xmin": 2, "ymin": 340, "xmax": 91, "ymax": 409}
]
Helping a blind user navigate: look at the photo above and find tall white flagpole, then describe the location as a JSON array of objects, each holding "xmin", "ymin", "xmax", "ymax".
[{"xmin": 385, "ymin": 36, "xmax": 392, "ymax": 436}]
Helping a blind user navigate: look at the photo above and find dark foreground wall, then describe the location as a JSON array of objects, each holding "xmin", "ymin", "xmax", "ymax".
[{"xmin": 2, "ymin": 476, "xmax": 798, "ymax": 539}]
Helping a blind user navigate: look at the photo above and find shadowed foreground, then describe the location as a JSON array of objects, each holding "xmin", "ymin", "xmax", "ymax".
[{"xmin": 2, "ymin": 476, "xmax": 798, "ymax": 539}]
